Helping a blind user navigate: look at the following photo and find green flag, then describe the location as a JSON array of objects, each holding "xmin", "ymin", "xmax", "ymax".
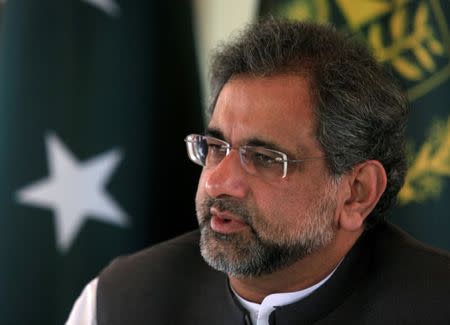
[
  {"xmin": 260, "ymin": 0, "xmax": 450, "ymax": 250},
  {"xmin": 0, "ymin": 1, "xmax": 202, "ymax": 323}
]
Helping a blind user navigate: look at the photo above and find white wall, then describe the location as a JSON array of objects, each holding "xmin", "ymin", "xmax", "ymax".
[{"xmin": 193, "ymin": 0, "xmax": 258, "ymax": 112}]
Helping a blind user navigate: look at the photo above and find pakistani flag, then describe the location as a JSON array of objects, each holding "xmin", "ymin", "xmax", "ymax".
[
  {"xmin": 260, "ymin": 0, "xmax": 450, "ymax": 251},
  {"xmin": 0, "ymin": 1, "xmax": 202, "ymax": 324}
]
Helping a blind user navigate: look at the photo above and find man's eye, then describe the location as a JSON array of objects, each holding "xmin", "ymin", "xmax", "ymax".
[
  {"xmin": 208, "ymin": 144, "xmax": 227, "ymax": 153},
  {"xmin": 252, "ymin": 153, "xmax": 277, "ymax": 167}
]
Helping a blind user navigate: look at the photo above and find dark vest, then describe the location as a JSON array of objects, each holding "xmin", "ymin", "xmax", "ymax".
[{"xmin": 97, "ymin": 222, "xmax": 450, "ymax": 324}]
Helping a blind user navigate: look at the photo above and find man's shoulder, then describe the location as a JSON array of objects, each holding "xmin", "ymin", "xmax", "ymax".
[
  {"xmin": 369, "ymin": 221, "xmax": 450, "ymax": 294},
  {"xmin": 98, "ymin": 230, "xmax": 207, "ymax": 282},
  {"xmin": 96, "ymin": 231, "xmax": 245, "ymax": 325},
  {"xmin": 120, "ymin": 230, "xmax": 201, "ymax": 262},
  {"xmin": 375, "ymin": 221, "xmax": 450, "ymax": 268},
  {"xmin": 312, "ymin": 222, "xmax": 450, "ymax": 323},
  {"xmin": 97, "ymin": 229, "xmax": 230, "ymax": 301}
]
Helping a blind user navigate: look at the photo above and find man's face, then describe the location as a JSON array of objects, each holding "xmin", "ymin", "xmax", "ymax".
[{"xmin": 195, "ymin": 74, "xmax": 339, "ymax": 278}]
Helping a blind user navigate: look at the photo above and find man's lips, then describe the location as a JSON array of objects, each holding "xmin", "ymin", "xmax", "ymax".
[{"xmin": 209, "ymin": 207, "xmax": 249, "ymax": 234}]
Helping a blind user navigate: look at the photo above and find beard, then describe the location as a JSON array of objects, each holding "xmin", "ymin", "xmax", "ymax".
[{"xmin": 195, "ymin": 183, "xmax": 338, "ymax": 278}]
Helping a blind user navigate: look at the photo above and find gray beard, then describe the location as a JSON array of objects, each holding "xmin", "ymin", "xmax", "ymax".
[{"xmin": 197, "ymin": 197, "xmax": 336, "ymax": 278}]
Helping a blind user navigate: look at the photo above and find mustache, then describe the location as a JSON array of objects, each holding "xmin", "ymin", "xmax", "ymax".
[{"xmin": 199, "ymin": 197, "xmax": 253, "ymax": 224}]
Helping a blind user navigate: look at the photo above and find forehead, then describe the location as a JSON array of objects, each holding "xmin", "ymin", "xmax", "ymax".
[{"xmin": 209, "ymin": 74, "xmax": 320, "ymax": 154}]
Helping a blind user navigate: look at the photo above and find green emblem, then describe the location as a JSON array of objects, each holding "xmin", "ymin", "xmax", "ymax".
[{"xmin": 261, "ymin": 0, "xmax": 450, "ymax": 205}]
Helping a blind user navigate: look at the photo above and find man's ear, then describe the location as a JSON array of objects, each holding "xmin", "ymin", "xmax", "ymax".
[{"xmin": 339, "ymin": 160, "xmax": 387, "ymax": 232}]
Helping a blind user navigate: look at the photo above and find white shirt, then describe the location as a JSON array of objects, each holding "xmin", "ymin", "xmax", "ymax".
[
  {"xmin": 66, "ymin": 278, "xmax": 98, "ymax": 325},
  {"xmin": 66, "ymin": 266, "xmax": 338, "ymax": 325},
  {"xmin": 233, "ymin": 268, "xmax": 337, "ymax": 325}
]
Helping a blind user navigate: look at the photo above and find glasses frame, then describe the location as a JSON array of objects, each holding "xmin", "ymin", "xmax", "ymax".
[{"xmin": 184, "ymin": 134, "xmax": 325, "ymax": 179}]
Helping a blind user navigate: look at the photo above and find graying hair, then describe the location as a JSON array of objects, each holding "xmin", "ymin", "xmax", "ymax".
[{"xmin": 208, "ymin": 18, "xmax": 409, "ymax": 227}]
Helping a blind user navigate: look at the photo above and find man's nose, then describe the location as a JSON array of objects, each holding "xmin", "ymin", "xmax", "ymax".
[{"xmin": 204, "ymin": 150, "xmax": 249, "ymax": 199}]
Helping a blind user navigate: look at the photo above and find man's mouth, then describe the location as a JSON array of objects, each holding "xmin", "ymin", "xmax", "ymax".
[{"xmin": 209, "ymin": 207, "xmax": 249, "ymax": 234}]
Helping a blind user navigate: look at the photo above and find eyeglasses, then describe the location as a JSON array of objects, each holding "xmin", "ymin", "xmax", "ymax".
[{"xmin": 184, "ymin": 134, "xmax": 325, "ymax": 180}]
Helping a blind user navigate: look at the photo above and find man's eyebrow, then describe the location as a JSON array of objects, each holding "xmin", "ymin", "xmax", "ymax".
[
  {"xmin": 246, "ymin": 137, "xmax": 280, "ymax": 149},
  {"xmin": 205, "ymin": 130, "xmax": 278, "ymax": 149},
  {"xmin": 205, "ymin": 127, "xmax": 225, "ymax": 140},
  {"xmin": 204, "ymin": 129, "xmax": 299, "ymax": 158},
  {"xmin": 245, "ymin": 137, "xmax": 293, "ymax": 155},
  {"xmin": 249, "ymin": 137, "xmax": 304, "ymax": 159}
]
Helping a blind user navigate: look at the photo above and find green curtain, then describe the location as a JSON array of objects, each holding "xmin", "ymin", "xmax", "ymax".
[
  {"xmin": 0, "ymin": 1, "xmax": 202, "ymax": 323},
  {"xmin": 260, "ymin": 0, "xmax": 450, "ymax": 250}
]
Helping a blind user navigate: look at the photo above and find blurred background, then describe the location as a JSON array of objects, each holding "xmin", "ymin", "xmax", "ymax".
[{"xmin": 0, "ymin": 0, "xmax": 448, "ymax": 323}]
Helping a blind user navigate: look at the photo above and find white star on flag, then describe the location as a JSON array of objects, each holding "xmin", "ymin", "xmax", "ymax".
[
  {"xmin": 16, "ymin": 133, "xmax": 129, "ymax": 254},
  {"xmin": 1, "ymin": 1, "xmax": 121, "ymax": 17},
  {"xmin": 82, "ymin": 0, "xmax": 120, "ymax": 17}
]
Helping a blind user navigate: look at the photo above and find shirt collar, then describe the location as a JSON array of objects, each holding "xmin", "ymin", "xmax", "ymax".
[{"xmin": 232, "ymin": 262, "xmax": 340, "ymax": 325}]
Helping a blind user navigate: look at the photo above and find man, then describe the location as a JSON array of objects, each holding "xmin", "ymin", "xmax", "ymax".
[{"xmin": 67, "ymin": 19, "xmax": 450, "ymax": 325}]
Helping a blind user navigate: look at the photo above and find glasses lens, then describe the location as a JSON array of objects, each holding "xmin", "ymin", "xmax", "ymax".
[
  {"xmin": 186, "ymin": 135, "xmax": 290, "ymax": 179},
  {"xmin": 185, "ymin": 134, "xmax": 206, "ymax": 166},
  {"xmin": 240, "ymin": 146, "xmax": 285, "ymax": 179},
  {"xmin": 185, "ymin": 135, "xmax": 230, "ymax": 167},
  {"xmin": 204, "ymin": 136, "xmax": 229, "ymax": 166}
]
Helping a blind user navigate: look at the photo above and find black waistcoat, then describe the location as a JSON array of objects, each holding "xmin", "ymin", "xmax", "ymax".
[{"xmin": 97, "ymin": 222, "xmax": 450, "ymax": 324}]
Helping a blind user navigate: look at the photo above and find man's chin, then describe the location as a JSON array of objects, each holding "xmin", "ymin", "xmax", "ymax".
[
  {"xmin": 199, "ymin": 225, "xmax": 260, "ymax": 276},
  {"xmin": 199, "ymin": 224, "xmax": 245, "ymax": 250},
  {"xmin": 198, "ymin": 224, "xmax": 309, "ymax": 278}
]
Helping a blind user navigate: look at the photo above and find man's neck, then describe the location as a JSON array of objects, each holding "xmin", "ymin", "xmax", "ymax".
[{"xmin": 229, "ymin": 230, "xmax": 362, "ymax": 303}]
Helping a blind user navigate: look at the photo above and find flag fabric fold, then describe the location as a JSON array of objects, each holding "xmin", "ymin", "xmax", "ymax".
[{"xmin": 0, "ymin": 1, "xmax": 203, "ymax": 323}]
